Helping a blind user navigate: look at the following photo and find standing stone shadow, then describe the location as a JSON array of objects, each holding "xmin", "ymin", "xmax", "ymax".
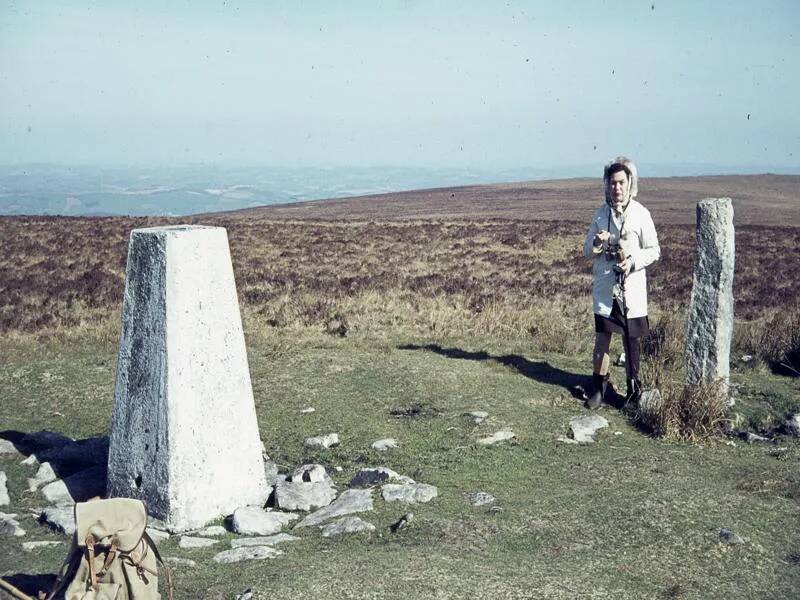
[{"xmin": 397, "ymin": 344, "xmax": 588, "ymax": 399}]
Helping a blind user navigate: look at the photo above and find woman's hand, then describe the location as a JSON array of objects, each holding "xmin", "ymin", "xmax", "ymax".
[{"xmin": 593, "ymin": 230, "xmax": 611, "ymax": 247}]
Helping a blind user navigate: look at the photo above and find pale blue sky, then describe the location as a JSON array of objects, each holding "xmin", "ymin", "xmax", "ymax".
[{"xmin": 1, "ymin": 1, "xmax": 798, "ymax": 170}]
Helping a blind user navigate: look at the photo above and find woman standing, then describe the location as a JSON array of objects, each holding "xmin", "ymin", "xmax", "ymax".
[{"xmin": 583, "ymin": 156, "xmax": 660, "ymax": 409}]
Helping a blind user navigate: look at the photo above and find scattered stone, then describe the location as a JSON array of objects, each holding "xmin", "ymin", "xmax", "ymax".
[
  {"xmin": 741, "ymin": 354, "xmax": 754, "ymax": 363},
  {"xmin": 231, "ymin": 533, "xmax": 300, "ymax": 548},
  {"xmin": 719, "ymin": 528, "xmax": 745, "ymax": 545},
  {"xmin": 164, "ymin": 557, "xmax": 198, "ymax": 569},
  {"xmin": 556, "ymin": 435, "xmax": 580, "ymax": 445},
  {"xmin": 274, "ymin": 481, "xmax": 337, "ymax": 512},
  {"xmin": 145, "ymin": 527, "xmax": 170, "ymax": 543},
  {"xmin": 296, "ymin": 489, "xmax": 373, "ymax": 528},
  {"xmin": 477, "ymin": 430, "xmax": 515, "ymax": 446},
  {"xmin": 784, "ymin": 414, "xmax": 800, "ymax": 437},
  {"xmin": 304, "ymin": 433, "xmax": 340, "ymax": 449},
  {"xmin": 371, "ymin": 438, "xmax": 399, "ymax": 451},
  {"xmin": 39, "ymin": 507, "xmax": 75, "ymax": 535},
  {"xmin": 300, "ymin": 407, "xmax": 315, "ymax": 414},
  {"xmin": 350, "ymin": 467, "xmax": 409, "ymax": 487},
  {"xmin": 40, "ymin": 466, "xmax": 105, "ymax": 505},
  {"xmin": 235, "ymin": 589, "xmax": 254, "ymax": 600},
  {"xmin": 0, "ymin": 472, "xmax": 9, "ymax": 506},
  {"xmin": 0, "ymin": 439, "xmax": 21, "ymax": 456},
  {"xmin": 193, "ymin": 525, "xmax": 227, "ymax": 537},
  {"xmin": 467, "ymin": 410, "xmax": 489, "ymax": 424},
  {"xmin": 213, "ymin": 545, "xmax": 283, "ymax": 564},
  {"xmin": 466, "ymin": 491, "xmax": 496, "ymax": 507},
  {"xmin": 569, "ymin": 415, "xmax": 609, "ymax": 443},
  {"xmin": 685, "ymin": 198, "xmax": 734, "ymax": 393},
  {"xmin": 390, "ymin": 512, "xmax": 413, "ymax": 533},
  {"xmin": 615, "ymin": 352, "xmax": 626, "ymax": 366},
  {"xmin": 231, "ymin": 507, "xmax": 299, "ymax": 536},
  {"xmin": 291, "ymin": 464, "xmax": 333, "ymax": 484},
  {"xmin": 22, "ymin": 541, "xmax": 63, "ymax": 552},
  {"xmin": 263, "ymin": 460, "xmax": 281, "ymax": 487},
  {"xmin": 638, "ymin": 390, "xmax": 663, "ymax": 416},
  {"xmin": 740, "ymin": 431, "xmax": 769, "ymax": 444},
  {"xmin": 27, "ymin": 462, "xmax": 58, "ymax": 492},
  {"xmin": 381, "ymin": 483, "xmax": 438, "ymax": 504},
  {"xmin": 21, "ymin": 454, "xmax": 40, "ymax": 467},
  {"xmin": 321, "ymin": 516, "xmax": 375, "ymax": 537},
  {"xmin": 178, "ymin": 536, "xmax": 219, "ymax": 549},
  {"xmin": 0, "ymin": 512, "xmax": 25, "ymax": 536}
]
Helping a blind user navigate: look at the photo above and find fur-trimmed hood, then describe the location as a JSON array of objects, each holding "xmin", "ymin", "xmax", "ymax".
[{"xmin": 603, "ymin": 156, "xmax": 638, "ymax": 205}]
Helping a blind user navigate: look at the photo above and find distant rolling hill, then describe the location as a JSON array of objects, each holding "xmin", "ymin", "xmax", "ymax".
[{"xmin": 218, "ymin": 174, "xmax": 800, "ymax": 227}]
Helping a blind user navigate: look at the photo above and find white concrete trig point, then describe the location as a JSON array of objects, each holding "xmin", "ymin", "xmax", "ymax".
[{"xmin": 107, "ymin": 225, "xmax": 268, "ymax": 531}]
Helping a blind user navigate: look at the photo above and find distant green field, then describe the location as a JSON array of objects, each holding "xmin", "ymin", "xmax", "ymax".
[{"xmin": 2, "ymin": 327, "xmax": 799, "ymax": 599}]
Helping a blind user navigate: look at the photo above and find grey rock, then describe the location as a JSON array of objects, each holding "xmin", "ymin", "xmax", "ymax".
[
  {"xmin": 27, "ymin": 462, "xmax": 58, "ymax": 491},
  {"xmin": 0, "ymin": 512, "xmax": 26, "ymax": 536},
  {"xmin": 20, "ymin": 454, "xmax": 40, "ymax": 467},
  {"xmin": 784, "ymin": 414, "xmax": 800, "ymax": 437},
  {"xmin": 0, "ymin": 439, "xmax": 21, "ymax": 456},
  {"xmin": 741, "ymin": 354, "xmax": 754, "ymax": 363},
  {"xmin": 145, "ymin": 527, "xmax": 170, "ymax": 543},
  {"xmin": 477, "ymin": 430, "xmax": 515, "ymax": 446},
  {"xmin": 381, "ymin": 483, "xmax": 438, "ymax": 504},
  {"xmin": 22, "ymin": 540, "xmax": 63, "ymax": 551},
  {"xmin": 0, "ymin": 472, "xmax": 9, "ymax": 506},
  {"xmin": 178, "ymin": 535, "xmax": 219, "ymax": 549},
  {"xmin": 719, "ymin": 528, "xmax": 745, "ymax": 545},
  {"xmin": 193, "ymin": 525, "xmax": 227, "ymax": 537},
  {"xmin": 40, "ymin": 506, "xmax": 75, "ymax": 535},
  {"xmin": 742, "ymin": 432, "xmax": 769, "ymax": 444},
  {"xmin": 296, "ymin": 489, "xmax": 373, "ymax": 528},
  {"xmin": 291, "ymin": 464, "xmax": 332, "ymax": 484},
  {"xmin": 235, "ymin": 589, "xmax": 253, "ymax": 600},
  {"xmin": 615, "ymin": 352, "xmax": 626, "ymax": 366},
  {"xmin": 371, "ymin": 438, "xmax": 399, "ymax": 451},
  {"xmin": 466, "ymin": 491, "xmax": 496, "ymax": 507},
  {"xmin": 569, "ymin": 415, "xmax": 609, "ymax": 443},
  {"xmin": 467, "ymin": 410, "xmax": 489, "ymax": 424},
  {"xmin": 304, "ymin": 433, "xmax": 340, "ymax": 449},
  {"xmin": 274, "ymin": 481, "xmax": 337, "ymax": 512},
  {"xmin": 163, "ymin": 557, "xmax": 198, "ymax": 568},
  {"xmin": 321, "ymin": 516, "xmax": 375, "ymax": 537},
  {"xmin": 231, "ymin": 533, "xmax": 300, "ymax": 548},
  {"xmin": 300, "ymin": 407, "xmax": 315, "ymax": 414},
  {"xmin": 212, "ymin": 545, "xmax": 282, "ymax": 564},
  {"xmin": 41, "ymin": 466, "xmax": 105, "ymax": 505},
  {"xmin": 264, "ymin": 460, "xmax": 281, "ymax": 486},
  {"xmin": 685, "ymin": 198, "xmax": 734, "ymax": 393},
  {"xmin": 390, "ymin": 512, "xmax": 413, "ymax": 533},
  {"xmin": 231, "ymin": 507, "xmax": 299, "ymax": 535}
]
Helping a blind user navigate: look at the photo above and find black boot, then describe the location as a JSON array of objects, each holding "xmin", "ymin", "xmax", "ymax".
[
  {"xmin": 587, "ymin": 373, "xmax": 608, "ymax": 409},
  {"xmin": 624, "ymin": 378, "xmax": 642, "ymax": 407}
]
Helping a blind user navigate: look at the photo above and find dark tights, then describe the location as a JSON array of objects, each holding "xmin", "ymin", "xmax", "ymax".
[{"xmin": 623, "ymin": 335, "xmax": 641, "ymax": 380}]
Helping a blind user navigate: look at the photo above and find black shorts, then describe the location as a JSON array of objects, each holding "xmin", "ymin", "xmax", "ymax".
[{"xmin": 594, "ymin": 300, "xmax": 650, "ymax": 338}]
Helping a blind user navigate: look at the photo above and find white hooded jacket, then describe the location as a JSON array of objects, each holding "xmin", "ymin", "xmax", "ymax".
[{"xmin": 583, "ymin": 157, "xmax": 660, "ymax": 319}]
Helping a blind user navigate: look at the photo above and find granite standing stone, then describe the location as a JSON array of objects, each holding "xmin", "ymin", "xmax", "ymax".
[
  {"xmin": 685, "ymin": 198, "xmax": 735, "ymax": 393},
  {"xmin": 107, "ymin": 226, "xmax": 269, "ymax": 531}
]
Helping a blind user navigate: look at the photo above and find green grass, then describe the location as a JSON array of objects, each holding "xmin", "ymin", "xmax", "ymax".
[{"xmin": 1, "ymin": 328, "xmax": 800, "ymax": 599}]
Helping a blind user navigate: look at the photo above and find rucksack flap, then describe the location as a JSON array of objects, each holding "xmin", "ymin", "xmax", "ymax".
[{"xmin": 75, "ymin": 498, "xmax": 147, "ymax": 552}]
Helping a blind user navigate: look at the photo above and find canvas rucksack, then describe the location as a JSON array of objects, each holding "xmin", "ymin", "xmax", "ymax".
[{"xmin": 46, "ymin": 498, "xmax": 172, "ymax": 600}]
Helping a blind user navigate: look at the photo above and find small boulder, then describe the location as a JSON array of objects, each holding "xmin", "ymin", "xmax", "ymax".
[
  {"xmin": 784, "ymin": 414, "xmax": 800, "ymax": 437},
  {"xmin": 0, "ymin": 439, "xmax": 21, "ymax": 456},
  {"xmin": 296, "ymin": 489, "xmax": 373, "ymax": 528},
  {"xmin": 467, "ymin": 410, "xmax": 488, "ymax": 424},
  {"xmin": 39, "ymin": 507, "xmax": 75, "ymax": 535},
  {"xmin": 304, "ymin": 434, "xmax": 340, "ymax": 450},
  {"xmin": 0, "ymin": 512, "xmax": 25, "ymax": 536},
  {"xmin": 212, "ymin": 545, "xmax": 282, "ymax": 564},
  {"xmin": 466, "ymin": 491, "xmax": 496, "ymax": 507},
  {"xmin": 371, "ymin": 438, "xmax": 398, "ymax": 451},
  {"xmin": 291, "ymin": 464, "xmax": 333, "ymax": 484},
  {"xmin": 164, "ymin": 557, "xmax": 197, "ymax": 569},
  {"xmin": 231, "ymin": 507, "xmax": 299, "ymax": 536},
  {"xmin": 719, "ymin": 528, "xmax": 745, "ymax": 545},
  {"xmin": 300, "ymin": 407, "xmax": 316, "ymax": 414},
  {"xmin": 0, "ymin": 472, "xmax": 9, "ymax": 506},
  {"xmin": 321, "ymin": 516, "xmax": 375, "ymax": 537},
  {"xmin": 477, "ymin": 430, "xmax": 515, "ymax": 446},
  {"xmin": 638, "ymin": 390, "xmax": 663, "ymax": 416},
  {"xmin": 569, "ymin": 415, "xmax": 609, "ymax": 443},
  {"xmin": 27, "ymin": 462, "xmax": 58, "ymax": 492},
  {"xmin": 231, "ymin": 533, "xmax": 300, "ymax": 548},
  {"xmin": 21, "ymin": 454, "xmax": 40, "ymax": 467},
  {"xmin": 274, "ymin": 481, "xmax": 337, "ymax": 512},
  {"xmin": 22, "ymin": 541, "xmax": 63, "ymax": 552},
  {"xmin": 193, "ymin": 525, "xmax": 227, "ymax": 537},
  {"xmin": 178, "ymin": 536, "xmax": 219, "ymax": 549},
  {"xmin": 381, "ymin": 483, "xmax": 438, "ymax": 504},
  {"xmin": 350, "ymin": 467, "xmax": 410, "ymax": 487}
]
